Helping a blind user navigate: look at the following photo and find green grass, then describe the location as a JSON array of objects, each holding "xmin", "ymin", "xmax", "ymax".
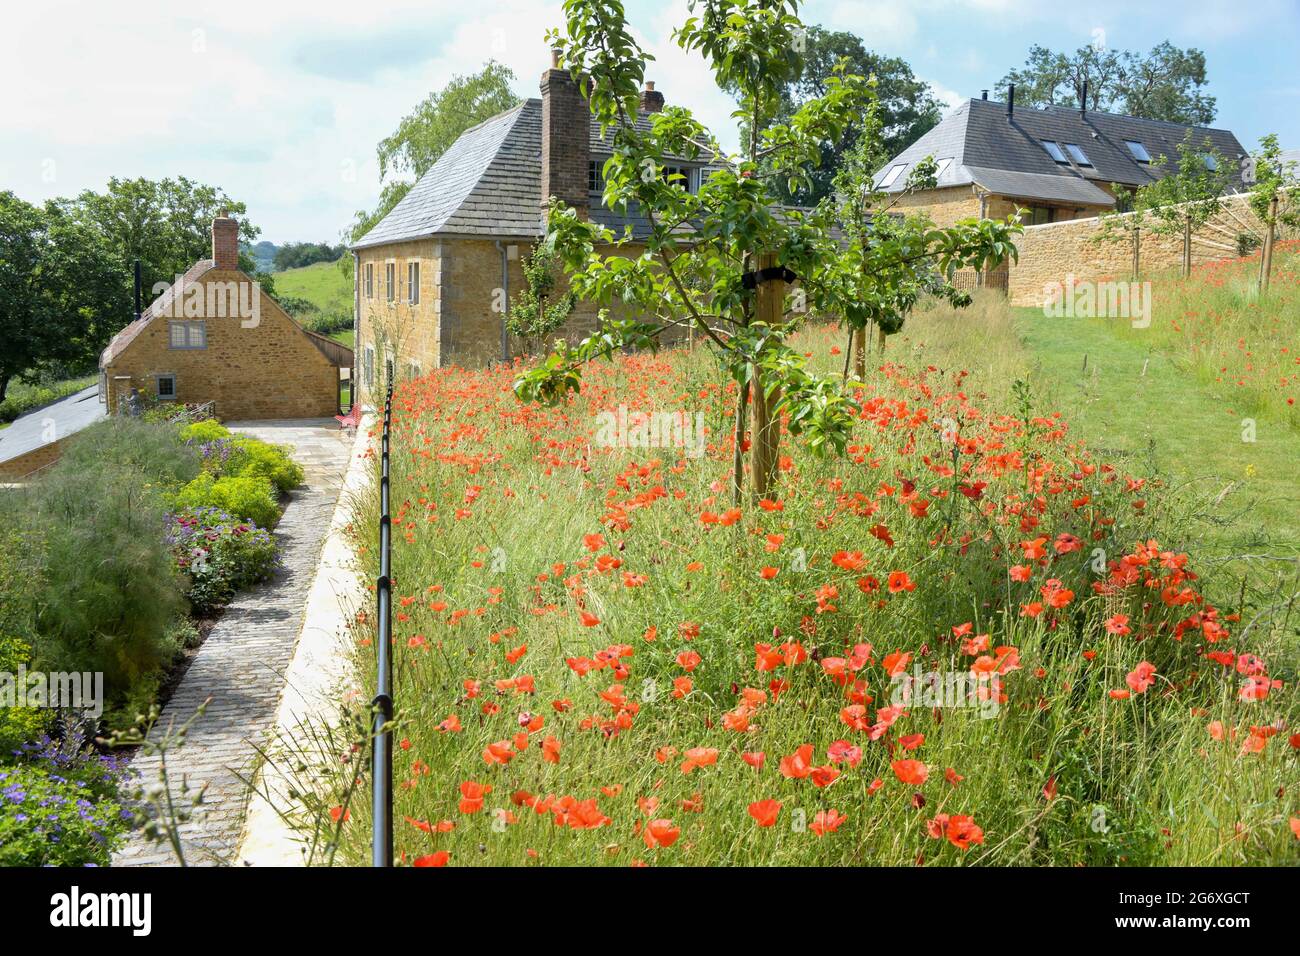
[
  {"xmin": 1013, "ymin": 306, "xmax": 1300, "ymax": 559},
  {"xmin": 274, "ymin": 259, "xmax": 352, "ymax": 317}
]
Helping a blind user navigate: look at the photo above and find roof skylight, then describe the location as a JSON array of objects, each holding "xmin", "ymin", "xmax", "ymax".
[{"xmin": 1042, "ymin": 141, "xmax": 1068, "ymax": 164}]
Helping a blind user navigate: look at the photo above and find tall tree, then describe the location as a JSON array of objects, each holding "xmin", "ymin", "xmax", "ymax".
[
  {"xmin": 746, "ymin": 26, "xmax": 941, "ymax": 205},
  {"xmin": 997, "ymin": 41, "xmax": 1215, "ymax": 125},
  {"xmin": 348, "ymin": 61, "xmax": 521, "ymax": 244},
  {"xmin": 0, "ymin": 193, "xmax": 129, "ymax": 401},
  {"xmin": 64, "ymin": 176, "xmax": 265, "ymax": 302}
]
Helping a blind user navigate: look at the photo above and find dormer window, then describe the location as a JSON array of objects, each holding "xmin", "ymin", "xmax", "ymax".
[
  {"xmin": 878, "ymin": 164, "xmax": 907, "ymax": 188},
  {"xmin": 1042, "ymin": 141, "xmax": 1068, "ymax": 164},
  {"xmin": 1125, "ymin": 140, "xmax": 1152, "ymax": 164},
  {"xmin": 1064, "ymin": 143, "xmax": 1092, "ymax": 167}
]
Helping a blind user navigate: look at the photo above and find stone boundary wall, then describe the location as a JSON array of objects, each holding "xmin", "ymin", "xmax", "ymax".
[{"xmin": 1006, "ymin": 194, "xmax": 1265, "ymax": 306}]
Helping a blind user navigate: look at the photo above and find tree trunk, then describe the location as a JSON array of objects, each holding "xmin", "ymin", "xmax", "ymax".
[
  {"xmin": 751, "ymin": 252, "xmax": 786, "ymax": 502},
  {"xmin": 731, "ymin": 376, "xmax": 748, "ymax": 507},
  {"xmin": 1260, "ymin": 193, "xmax": 1278, "ymax": 294},
  {"xmin": 0, "ymin": 373, "xmax": 8, "ymax": 404},
  {"xmin": 853, "ymin": 326, "xmax": 867, "ymax": 380},
  {"xmin": 878, "ymin": 324, "xmax": 887, "ymax": 353}
]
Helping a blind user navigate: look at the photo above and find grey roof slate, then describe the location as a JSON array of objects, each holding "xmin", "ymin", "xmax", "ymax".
[
  {"xmin": 0, "ymin": 386, "xmax": 106, "ymax": 468},
  {"xmin": 876, "ymin": 97, "xmax": 1249, "ymax": 207},
  {"xmin": 353, "ymin": 98, "xmax": 733, "ymax": 248}
]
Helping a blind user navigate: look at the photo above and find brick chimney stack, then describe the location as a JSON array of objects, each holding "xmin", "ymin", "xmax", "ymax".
[
  {"xmin": 212, "ymin": 211, "xmax": 240, "ymax": 270},
  {"xmin": 640, "ymin": 80, "xmax": 664, "ymax": 113},
  {"xmin": 540, "ymin": 48, "xmax": 590, "ymax": 219}
]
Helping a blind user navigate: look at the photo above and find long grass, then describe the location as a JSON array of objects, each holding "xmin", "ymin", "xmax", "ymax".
[{"xmin": 321, "ymin": 313, "xmax": 1297, "ymax": 867}]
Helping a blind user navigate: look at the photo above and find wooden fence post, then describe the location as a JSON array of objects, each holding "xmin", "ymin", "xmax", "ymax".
[{"xmin": 1182, "ymin": 216, "xmax": 1192, "ymax": 277}]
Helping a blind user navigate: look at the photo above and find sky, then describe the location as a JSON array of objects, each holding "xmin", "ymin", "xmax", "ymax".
[{"xmin": 3, "ymin": 0, "xmax": 1297, "ymax": 244}]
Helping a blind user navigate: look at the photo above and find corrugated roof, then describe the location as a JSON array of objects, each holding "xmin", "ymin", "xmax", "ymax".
[
  {"xmin": 876, "ymin": 98, "xmax": 1248, "ymax": 205},
  {"xmin": 0, "ymin": 386, "xmax": 106, "ymax": 468}
]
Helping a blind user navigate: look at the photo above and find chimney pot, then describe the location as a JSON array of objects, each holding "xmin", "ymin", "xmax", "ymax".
[
  {"xmin": 1007, "ymin": 84, "xmax": 1015, "ymax": 118},
  {"xmin": 981, "ymin": 89, "xmax": 988, "ymax": 100},
  {"xmin": 550, "ymin": 47, "xmax": 562, "ymax": 69},
  {"xmin": 212, "ymin": 214, "xmax": 239, "ymax": 270},
  {"xmin": 639, "ymin": 80, "xmax": 665, "ymax": 113}
]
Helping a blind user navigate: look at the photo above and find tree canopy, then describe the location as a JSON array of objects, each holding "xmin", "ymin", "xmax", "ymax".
[
  {"xmin": 347, "ymin": 61, "xmax": 522, "ymax": 244},
  {"xmin": 0, "ymin": 192, "xmax": 129, "ymax": 401},
  {"xmin": 996, "ymin": 41, "xmax": 1216, "ymax": 125},
  {"xmin": 749, "ymin": 25, "xmax": 941, "ymax": 205}
]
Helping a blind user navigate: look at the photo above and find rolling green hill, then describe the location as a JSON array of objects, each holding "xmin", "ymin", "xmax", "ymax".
[{"xmin": 273, "ymin": 260, "xmax": 354, "ymax": 345}]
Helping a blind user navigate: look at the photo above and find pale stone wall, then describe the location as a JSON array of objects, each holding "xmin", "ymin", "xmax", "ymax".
[
  {"xmin": 103, "ymin": 270, "xmax": 343, "ymax": 420},
  {"xmin": 1006, "ymin": 194, "xmax": 1264, "ymax": 306}
]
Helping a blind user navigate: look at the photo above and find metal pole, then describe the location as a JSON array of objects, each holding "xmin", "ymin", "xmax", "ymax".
[{"xmin": 372, "ymin": 381, "xmax": 394, "ymax": 866}]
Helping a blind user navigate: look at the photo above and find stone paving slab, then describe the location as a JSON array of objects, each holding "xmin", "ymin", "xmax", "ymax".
[{"xmin": 113, "ymin": 420, "xmax": 354, "ymax": 867}]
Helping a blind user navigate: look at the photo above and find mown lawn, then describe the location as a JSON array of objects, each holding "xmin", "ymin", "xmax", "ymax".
[{"xmin": 317, "ymin": 272, "xmax": 1298, "ymax": 867}]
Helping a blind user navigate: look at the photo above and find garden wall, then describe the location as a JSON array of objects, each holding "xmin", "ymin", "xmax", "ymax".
[{"xmin": 1006, "ymin": 194, "xmax": 1265, "ymax": 307}]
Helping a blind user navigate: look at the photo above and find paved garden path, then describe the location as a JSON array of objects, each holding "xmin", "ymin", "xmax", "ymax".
[{"xmin": 113, "ymin": 419, "xmax": 356, "ymax": 867}]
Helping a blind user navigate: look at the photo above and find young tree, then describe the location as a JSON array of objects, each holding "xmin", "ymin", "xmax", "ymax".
[
  {"xmin": 1245, "ymin": 134, "xmax": 1300, "ymax": 293},
  {"xmin": 1133, "ymin": 133, "xmax": 1232, "ymax": 276},
  {"xmin": 348, "ymin": 62, "xmax": 521, "ymax": 244},
  {"xmin": 514, "ymin": 0, "xmax": 1019, "ymax": 503},
  {"xmin": 0, "ymin": 193, "xmax": 129, "ymax": 401},
  {"xmin": 507, "ymin": 244, "xmax": 578, "ymax": 355}
]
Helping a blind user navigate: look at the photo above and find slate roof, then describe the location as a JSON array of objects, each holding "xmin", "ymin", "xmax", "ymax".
[
  {"xmin": 0, "ymin": 386, "xmax": 106, "ymax": 468},
  {"xmin": 875, "ymin": 98, "xmax": 1249, "ymax": 208},
  {"xmin": 352, "ymin": 98, "xmax": 730, "ymax": 248}
]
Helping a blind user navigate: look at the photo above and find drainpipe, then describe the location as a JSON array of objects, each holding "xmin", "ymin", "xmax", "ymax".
[
  {"xmin": 494, "ymin": 240, "xmax": 511, "ymax": 364},
  {"xmin": 352, "ymin": 250, "xmax": 360, "ymax": 412}
]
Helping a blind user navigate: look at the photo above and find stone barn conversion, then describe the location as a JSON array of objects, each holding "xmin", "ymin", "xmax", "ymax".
[
  {"xmin": 99, "ymin": 213, "xmax": 353, "ymax": 421},
  {"xmin": 873, "ymin": 90, "xmax": 1250, "ymax": 229},
  {"xmin": 350, "ymin": 51, "xmax": 721, "ymax": 404}
]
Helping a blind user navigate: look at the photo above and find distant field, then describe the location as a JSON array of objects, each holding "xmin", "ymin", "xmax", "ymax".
[{"xmin": 274, "ymin": 259, "xmax": 353, "ymax": 336}]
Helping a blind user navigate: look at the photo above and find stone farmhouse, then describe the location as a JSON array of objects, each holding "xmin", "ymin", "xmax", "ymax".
[
  {"xmin": 874, "ymin": 89, "xmax": 1250, "ymax": 229},
  {"xmin": 99, "ymin": 214, "xmax": 353, "ymax": 420},
  {"xmin": 350, "ymin": 53, "xmax": 723, "ymax": 402}
]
